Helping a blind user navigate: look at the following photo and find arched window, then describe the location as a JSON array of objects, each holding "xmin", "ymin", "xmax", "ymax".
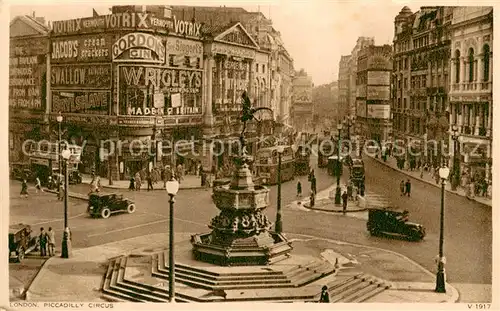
[
  {"xmin": 483, "ymin": 44, "xmax": 490, "ymax": 82},
  {"xmin": 468, "ymin": 48, "xmax": 474, "ymax": 82},
  {"xmin": 455, "ymin": 50, "xmax": 460, "ymax": 83}
]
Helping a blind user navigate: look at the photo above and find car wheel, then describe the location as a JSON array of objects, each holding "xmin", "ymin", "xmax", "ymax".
[
  {"xmin": 17, "ymin": 248, "xmax": 25, "ymax": 262},
  {"xmin": 101, "ymin": 208, "xmax": 111, "ymax": 219},
  {"xmin": 127, "ymin": 204, "xmax": 136, "ymax": 214}
]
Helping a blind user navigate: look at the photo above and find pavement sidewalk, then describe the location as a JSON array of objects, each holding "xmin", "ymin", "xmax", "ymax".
[
  {"xmin": 24, "ymin": 232, "xmax": 461, "ymax": 303},
  {"xmin": 367, "ymin": 155, "xmax": 492, "ymax": 207},
  {"xmin": 81, "ymin": 174, "xmax": 206, "ymax": 191}
]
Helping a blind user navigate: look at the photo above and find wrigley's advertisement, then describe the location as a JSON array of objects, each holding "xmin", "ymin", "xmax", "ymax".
[{"xmin": 120, "ymin": 66, "xmax": 202, "ymax": 94}]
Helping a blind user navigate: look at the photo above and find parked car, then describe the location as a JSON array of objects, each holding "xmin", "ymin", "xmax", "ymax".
[
  {"xmin": 87, "ymin": 193, "xmax": 136, "ymax": 219},
  {"xmin": 51, "ymin": 170, "xmax": 83, "ymax": 185},
  {"xmin": 9, "ymin": 224, "xmax": 39, "ymax": 262},
  {"xmin": 366, "ymin": 206, "xmax": 426, "ymax": 241},
  {"xmin": 10, "ymin": 164, "xmax": 34, "ymax": 181}
]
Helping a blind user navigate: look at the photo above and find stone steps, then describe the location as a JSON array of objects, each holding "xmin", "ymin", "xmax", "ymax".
[{"xmin": 101, "ymin": 254, "xmax": 389, "ymax": 303}]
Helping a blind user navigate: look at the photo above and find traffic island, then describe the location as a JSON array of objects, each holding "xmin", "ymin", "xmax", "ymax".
[{"xmin": 303, "ymin": 197, "xmax": 368, "ymax": 213}]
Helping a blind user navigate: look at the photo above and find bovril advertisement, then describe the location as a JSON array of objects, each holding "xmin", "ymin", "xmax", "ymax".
[{"xmin": 51, "ymin": 34, "xmax": 112, "ymax": 63}]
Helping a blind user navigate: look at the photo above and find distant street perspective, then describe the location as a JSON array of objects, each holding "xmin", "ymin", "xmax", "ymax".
[{"xmin": 8, "ymin": 2, "xmax": 492, "ymax": 306}]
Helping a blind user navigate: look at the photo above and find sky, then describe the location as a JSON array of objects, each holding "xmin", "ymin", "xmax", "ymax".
[{"xmin": 7, "ymin": 0, "xmax": 492, "ymax": 85}]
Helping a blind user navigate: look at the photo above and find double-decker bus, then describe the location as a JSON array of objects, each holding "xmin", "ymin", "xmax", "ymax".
[
  {"xmin": 27, "ymin": 141, "xmax": 82, "ymax": 184},
  {"xmin": 294, "ymin": 144, "xmax": 311, "ymax": 175},
  {"xmin": 255, "ymin": 146, "xmax": 295, "ymax": 185},
  {"xmin": 318, "ymin": 131, "xmax": 334, "ymax": 168}
]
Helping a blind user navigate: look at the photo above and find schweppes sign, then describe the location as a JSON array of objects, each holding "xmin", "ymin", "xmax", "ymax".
[{"xmin": 112, "ymin": 33, "xmax": 165, "ymax": 63}]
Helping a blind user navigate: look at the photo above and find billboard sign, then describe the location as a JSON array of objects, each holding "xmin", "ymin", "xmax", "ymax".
[
  {"xmin": 51, "ymin": 35, "xmax": 112, "ymax": 63},
  {"xmin": 166, "ymin": 37, "xmax": 203, "ymax": 70},
  {"xmin": 9, "ymin": 54, "xmax": 45, "ymax": 110},
  {"xmin": 367, "ymin": 71, "xmax": 390, "ymax": 85},
  {"xmin": 112, "ymin": 33, "xmax": 165, "ymax": 63},
  {"xmin": 51, "ymin": 64, "xmax": 112, "ymax": 89},
  {"xmin": 367, "ymin": 104, "xmax": 390, "ymax": 119},
  {"xmin": 367, "ymin": 85, "xmax": 390, "ymax": 101},
  {"xmin": 356, "ymin": 100, "xmax": 366, "ymax": 118},
  {"xmin": 52, "ymin": 91, "xmax": 110, "ymax": 114}
]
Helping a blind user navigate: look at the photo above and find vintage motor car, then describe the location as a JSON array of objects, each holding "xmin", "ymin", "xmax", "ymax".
[
  {"xmin": 9, "ymin": 224, "xmax": 39, "ymax": 262},
  {"xmin": 10, "ymin": 164, "xmax": 35, "ymax": 182},
  {"xmin": 366, "ymin": 206, "xmax": 426, "ymax": 241},
  {"xmin": 87, "ymin": 193, "xmax": 136, "ymax": 219}
]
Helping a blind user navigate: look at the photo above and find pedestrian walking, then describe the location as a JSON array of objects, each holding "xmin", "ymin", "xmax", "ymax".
[
  {"xmin": 147, "ymin": 174, "xmax": 153, "ymax": 191},
  {"xmin": 135, "ymin": 172, "xmax": 142, "ymax": 191},
  {"xmin": 405, "ymin": 179, "xmax": 411, "ymax": 197},
  {"xmin": 128, "ymin": 176, "xmax": 135, "ymax": 191},
  {"xmin": 400, "ymin": 180, "xmax": 406, "ymax": 196},
  {"xmin": 310, "ymin": 192, "xmax": 315, "ymax": 207},
  {"xmin": 341, "ymin": 190, "xmax": 348, "ymax": 214},
  {"xmin": 419, "ymin": 166, "xmax": 424, "ymax": 179},
  {"xmin": 47, "ymin": 227, "xmax": 55, "ymax": 256},
  {"xmin": 35, "ymin": 176, "xmax": 42, "ymax": 193},
  {"xmin": 39, "ymin": 227, "xmax": 47, "ymax": 257},
  {"xmin": 296, "ymin": 181, "xmax": 302, "ymax": 198},
  {"xmin": 311, "ymin": 176, "xmax": 317, "ymax": 195},
  {"xmin": 20, "ymin": 179, "xmax": 28, "ymax": 198},
  {"xmin": 347, "ymin": 181, "xmax": 353, "ymax": 200},
  {"xmin": 319, "ymin": 285, "xmax": 330, "ymax": 303}
]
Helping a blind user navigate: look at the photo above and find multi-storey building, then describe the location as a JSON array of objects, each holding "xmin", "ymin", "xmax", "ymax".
[
  {"xmin": 393, "ymin": 6, "xmax": 453, "ymax": 165},
  {"xmin": 291, "ymin": 69, "xmax": 314, "ymax": 132},
  {"xmin": 337, "ymin": 55, "xmax": 351, "ymax": 123},
  {"xmin": 347, "ymin": 37, "xmax": 375, "ymax": 136},
  {"xmin": 9, "ymin": 5, "xmax": 295, "ymax": 181},
  {"xmin": 449, "ymin": 6, "xmax": 493, "ymax": 184},
  {"xmin": 356, "ymin": 45, "xmax": 393, "ymax": 143}
]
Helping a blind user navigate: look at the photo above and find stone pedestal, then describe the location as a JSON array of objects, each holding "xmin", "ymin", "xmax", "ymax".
[{"xmin": 191, "ymin": 150, "xmax": 292, "ymax": 266}]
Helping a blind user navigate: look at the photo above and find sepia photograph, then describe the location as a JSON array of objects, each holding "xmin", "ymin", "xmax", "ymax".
[{"xmin": 4, "ymin": 0, "xmax": 496, "ymax": 308}]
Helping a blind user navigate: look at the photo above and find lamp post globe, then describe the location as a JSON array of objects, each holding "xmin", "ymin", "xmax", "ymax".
[
  {"xmin": 436, "ymin": 165, "xmax": 450, "ymax": 293},
  {"xmin": 165, "ymin": 178, "xmax": 179, "ymax": 302}
]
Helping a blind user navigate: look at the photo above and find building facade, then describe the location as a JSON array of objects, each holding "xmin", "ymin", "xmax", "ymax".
[
  {"xmin": 393, "ymin": 6, "xmax": 453, "ymax": 166},
  {"xmin": 448, "ymin": 6, "xmax": 493, "ymax": 183},
  {"xmin": 291, "ymin": 69, "xmax": 314, "ymax": 132},
  {"xmin": 9, "ymin": 15, "xmax": 50, "ymax": 165},
  {"xmin": 356, "ymin": 45, "xmax": 393, "ymax": 143},
  {"xmin": 337, "ymin": 55, "xmax": 351, "ymax": 123}
]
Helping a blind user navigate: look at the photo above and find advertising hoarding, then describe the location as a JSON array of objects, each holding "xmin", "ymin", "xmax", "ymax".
[
  {"xmin": 112, "ymin": 33, "xmax": 165, "ymax": 63},
  {"xmin": 51, "ymin": 64, "xmax": 112, "ymax": 89},
  {"xmin": 367, "ymin": 71, "xmax": 390, "ymax": 85},
  {"xmin": 9, "ymin": 54, "xmax": 45, "ymax": 110},
  {"xmin": 356, "ymin": 100, "xmax": 366, "ymax": 118},
  {"xmin": 367, "ymin": 85, "xmax": 390, "ymax": 100},
  {"xmin": 356, "ymin": 85, "xmax": 366, "ymax": 98},
  {"xmin": 51, "ymin": 34, "xmax": 112, "ymax": 63},
  {"xmin": 366, "ymin": 104, "xmax": 390, "ymax": 119},
  {"xmin": 52, "ymin": 91, "xmax": 110, "ymax": 114},
  {"xmin": 166, "ymin": 37, "xmax": 203, "ymax": 69}
]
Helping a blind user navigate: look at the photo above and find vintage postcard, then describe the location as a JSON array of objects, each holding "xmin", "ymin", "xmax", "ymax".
[{"xmin": 2, "ymin": 0, "xmax": 497, "ymax": 310}]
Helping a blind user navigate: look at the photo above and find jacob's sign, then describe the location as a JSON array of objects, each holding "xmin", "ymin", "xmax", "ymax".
[{"xmin": 112, "ymin": 33, "xmax": 165, "ymax": 63}]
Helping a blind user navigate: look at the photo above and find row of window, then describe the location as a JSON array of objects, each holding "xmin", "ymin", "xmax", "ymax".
[{"xmin": 453, "ymin": 45, "xmax": 490, "ymax": 83}]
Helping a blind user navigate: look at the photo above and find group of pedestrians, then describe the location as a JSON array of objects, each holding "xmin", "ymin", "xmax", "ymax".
[
  {"xmin": 39, "ymin": 227, "xmax": 56, "ymax": 257},
  {"xmin": 295, "ymin": 169, "xmax": 318, "ymax": 206},
  {"xmin": 19, "ymin": 176, "xmax": 45, "ymax": 198}
]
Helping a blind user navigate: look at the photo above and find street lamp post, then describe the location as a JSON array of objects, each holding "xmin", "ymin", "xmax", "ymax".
[
  {"xmin": 335, "ymin": 123, "xmax": 343, "ymax": 205},
  {"xmin": 275, "ymin": 145, "xmax": 285, "ymax": 234},
  {"xmin": 166, "ymin": 178, "xmax": 180, "ymax": 302},
  {"xmin": 436, "ymin": 166, "xmax": 450, "ymax": 293},
  {"xmin": 56, "ymin": 112, "xmax": 63, "ymax": 197},
  {"xmin": 451, "ymin": 125, "xmax": 460, "ymax": 191},
  {"xmin": 61, "ymin": 149, "xmax": 72, "ymax": 258}
]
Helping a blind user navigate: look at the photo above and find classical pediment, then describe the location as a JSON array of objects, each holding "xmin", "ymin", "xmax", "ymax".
[
  {"xmin": 214, "ymin": 23, "xmax": 259, "ymax": 49},
  {"xmin": 10, "ymin": 16, "xmax": 48, "ymax": 38}
]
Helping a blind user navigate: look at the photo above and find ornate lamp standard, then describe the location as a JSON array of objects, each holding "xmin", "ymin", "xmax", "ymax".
[
  {"xmin": 436, "ymin": 165, "xmax": 450, "ymax": 293},
  {"xmin": 450, "ymin": 125, "xmax": 460, "ymax": 191},
  {"xmin": 335, "ymin": 123, "xmax": 343, "ymax": 205},
  {"xmin": 275, "ymin": 145, "xmax": 285, "ymax": 234},
  {"xmin": 56, "ymin": 112, "xmax": 63, "ymax": 196},
  {"xmin": 166, "ymin": 177, "xmax": 180, "ymax": 302},
  {"xmin": 61, "ymin": 149, "xmax": 72, "ymax": 258}
]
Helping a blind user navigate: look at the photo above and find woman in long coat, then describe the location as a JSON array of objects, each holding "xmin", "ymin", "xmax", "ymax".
[{"xmin": 20, "ymin": 179, "xmax": 28, "ymax": 198}]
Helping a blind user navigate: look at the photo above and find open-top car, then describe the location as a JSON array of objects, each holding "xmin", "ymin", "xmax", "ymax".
[
  {"xmin": 9, "ymin": 224, "xmax": 39, "ymax": 262},
  {"xmin": 87, "ymin": 193, "xmax": 136, "ymax": 219},
  {"xmin": 367, "ymin": 206, "xmax": 426, "ymax": 241}
]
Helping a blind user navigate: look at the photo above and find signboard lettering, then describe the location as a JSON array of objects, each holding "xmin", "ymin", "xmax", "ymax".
[
  {"xmin": 51, "ymin": 35, "xmax": 111, "ymax": 62},
  {"xmin": 52, "ymin": 91, "xmax": 110, "ymax": 114},
  {"xmin": 121, "ymin": 66, "xmax": 201, "ymax": 93},
  {"xmin": 9, "ymin": 55, "xmax": 44, "ymax": 110},
  {"xmin": 118, "ymin": 116, "xmax": 155, "ymax": 125},
  {"xmin": 51, "ymin": 64, "xmax": 111, "ymax": 89},
  {"xmin": 166, "ymin": 38, "xmax": 203, "ymax": 70},
  {"xmin": 112, "ymin": 33, "xmax": 165, "ymax": 63},
  {"xmin": 173, "ymin": 16, "xmax": 201, "ymax": 37},
  {"xmin": 366, "ymin": 104, "xmax": 390, "ymax": 119},
  {"xmin": 212, "ymin": 43, "xmax": 256, "ymax": 59},
  {"xmin": 52, "ymin": 13, "xmax": 173, "ymax": 35}
]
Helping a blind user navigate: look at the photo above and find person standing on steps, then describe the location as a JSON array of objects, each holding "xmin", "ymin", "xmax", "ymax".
[
  {"xmin": 405, "ymin": 179, "xmax": 412, "ymax": 197},
  {"xmin": 47, "ymin": 227, "xmax": 56, "ymax": 256},
  {"xmin": 319, "ymin": 285, "xmax": 330, "ymax": 303}
]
